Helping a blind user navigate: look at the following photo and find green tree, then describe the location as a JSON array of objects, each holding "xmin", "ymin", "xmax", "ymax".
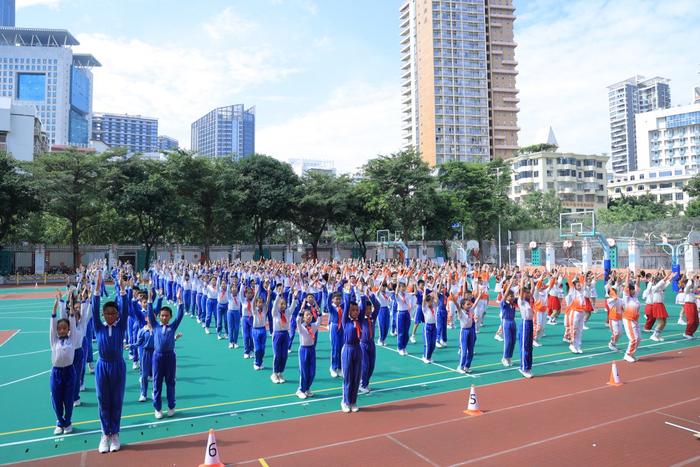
[
  {"xmin": 27, "ymin": 151, "xmax": 107, "ymax": 269},
  {"xmin": 234, "ymin": 154, "xmax": 300, "ymax": 258},
  {"xmin": 521, "ymin": 190, "xmax": 562, "ymax": 228},
  {"xmin": 0, "ymin": 153, "xmax": 39, "ymax": 246},
  {"xmin": 334, "ymin": 178, "xmax": 386, "ymax": 259},
  {"xmin": 423, "ymin": 190, "xmax": 461, "ymax": 258},
  {"xmin": 361, "ymin": 149, "xmax": 436, "ymax": 241},
  {"xmin": 684, "ymin": 199, "xmax": 700, "ymax": 218},
  {"xmin": 292, "ymin": 172, "xmax": 350, "ymax": 259},
  {"xmin": 597, "ymin": 194, "xmax": 675, "ymax": 224},
  {"xmin": 106, "ymin": 156, "xmax": 179, "ymax": 268}
]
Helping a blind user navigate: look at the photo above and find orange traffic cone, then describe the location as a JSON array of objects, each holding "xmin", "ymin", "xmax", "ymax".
[
  {"xmin": 607, "ymin": 362, "xmax": 623, "ymax": 387},
  {"xmin": 463, "ymin": 385, "xmax": 483, "ymax": 416},
  {"xmin": 199, "ymin": 429, "xmax": 225, "ymax": 467}
]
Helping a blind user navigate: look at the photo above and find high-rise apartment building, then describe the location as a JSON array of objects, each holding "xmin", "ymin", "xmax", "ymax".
[
  {"xmin": 0, "ymin": 0, "xmax": 14, "ymax": 27},
  {"xmin": 158, "ymin": 135, "xmax": 178, "ymax": 151},
  {"xmin": 399, "ymin": 0, "xmax": 519, "ymax": 166},
  {"xmin": 92, "ymin": 112, "xmax": 158, "ymax": 154},
  {"xmin": 191, "ymin": 104, "xmax": 255, "ymax": 158},
  {"xmin": 607, "ymin": 75, "xmax": 671, "ymax": 174},
  {"xmin": 0, "ymin": 27, "xmax": 100, "ymax": 146}
]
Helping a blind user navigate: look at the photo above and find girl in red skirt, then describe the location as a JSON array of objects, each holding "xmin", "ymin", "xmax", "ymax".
[
  {"xmin": 649, "ymin": 271, "xmax": 674, "ymax": 342},
  {"xmin": 681, "ymin": 277, "xmax": 698, "ymax": 338}
]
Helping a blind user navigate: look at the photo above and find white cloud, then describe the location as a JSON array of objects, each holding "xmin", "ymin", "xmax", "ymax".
[
  {"xmin": 515, "ymin": 0, "xmax": 700, "ymax": 157},
  {"xmin": 16, "ymin": 0, "xmax": 61, "ymax": 9},
  {"xmin": 257, "ymin": 82, "xmax": 402, "ymax": 174},
  {"xmin": 203, "ymin": 7, "xmax": 256, "ymax": 41},
  {"xmin": 76, "ymin": 33, "xmax": 299, "ymax": 149}
]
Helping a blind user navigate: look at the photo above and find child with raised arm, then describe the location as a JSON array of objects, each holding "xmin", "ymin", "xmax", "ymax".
[
  {"xmin": 295, "ymin": 308, "xmax": 319, "ymax": 399},
  {"xmin": 359, "ymin": 285, "xmax": 378, "ymax": 393},
  {"xmin": 455, "ymin": 285, "xmax": 480, "ymax": 374},
  {"xmin": 49, "ymin": 290, "xmax": 82, "ymax": 435},
  {"xmin": 341, "ymin": 300, "xmax": 365, "ymax": 413},
  {"xmin": 92, "ymin": 271, "xmax": 129, "ymax": 453},
  {"xmin": 270, "ymin": 285, "xmax": 297, "ymax": 383}
]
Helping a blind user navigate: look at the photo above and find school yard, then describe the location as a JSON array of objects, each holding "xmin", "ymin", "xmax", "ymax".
[{"xmin": 0, "ymin": 284, "xmax": 698, "ymax": 466}]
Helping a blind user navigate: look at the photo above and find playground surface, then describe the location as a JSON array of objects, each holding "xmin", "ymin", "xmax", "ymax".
[{"xmin": 0, "ymin": 284, "xmax": 698, "ymax": 466}]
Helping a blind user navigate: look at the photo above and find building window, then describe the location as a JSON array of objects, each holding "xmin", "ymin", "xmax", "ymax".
[
  {"xmin": 16, "ymin": 72, "xmax": 46, "ymax": 101},
  {"xmin": 676, "ymin": 193, "xmax": 684, "ymax": 200}
]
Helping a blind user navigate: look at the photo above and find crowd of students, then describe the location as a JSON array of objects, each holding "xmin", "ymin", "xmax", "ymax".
[{"xmin": 47, "ymin": 258, "xmax": 698, "ymax": 453}]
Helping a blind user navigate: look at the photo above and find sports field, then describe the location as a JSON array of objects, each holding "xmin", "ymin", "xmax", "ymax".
[{"xmin": 0, "ymin": 284, "xmax": 698, "ymax": 466}]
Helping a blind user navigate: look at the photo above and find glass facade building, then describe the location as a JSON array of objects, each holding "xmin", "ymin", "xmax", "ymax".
[
  {"xmin": 0, "ymin": 28, "xmax": 100, "ymax": 146},
  {"xmin": 158, "ymin": 135, "xmax": 179, "ymax": 151},
  {"xmin": 0, "ymin": 0, "xmax": 14, "ymax": 27},
  {"xmin": 607, "ymin": 75, "xmax": 671, "ymax": 174},
  {"xmin": 191, "ymin": 104, "xmax": 255, "ymax": 158},
  {"xmin": 92, "ymin": 112, "xmax": 158, "ymax": 154}
]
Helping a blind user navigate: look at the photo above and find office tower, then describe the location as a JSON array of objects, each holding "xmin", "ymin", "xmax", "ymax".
[{"xmin": 191, "ymin": 104, "xmax": 255, "ymax": 158}]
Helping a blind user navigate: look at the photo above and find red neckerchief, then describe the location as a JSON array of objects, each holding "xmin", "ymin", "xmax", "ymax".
[
  {"xmin": 305, "ymin": 323, "xmax": 315, "ymax": 340},
  {"xmin": 398, "ymin": 292, "xmax": 411, "ymax": 310},
  {"xmin": 367, "ymin": 315, "xmax": 373, "ymax": 339},
  {"xmin": 336, "ymin": 305, "xmax": 342, "ymax": 330},
  {"xmin": 280, "ymin": 307, "xmax": 287, "ymax": 325},
  {"xmin": 354, "ymin": 320, "xmax": 361, "ymax": 339}
]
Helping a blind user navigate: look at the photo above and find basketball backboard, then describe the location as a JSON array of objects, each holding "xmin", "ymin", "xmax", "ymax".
[{"xmin": 559, "ymin": 210, "xmax": 596, "ymax": 238}]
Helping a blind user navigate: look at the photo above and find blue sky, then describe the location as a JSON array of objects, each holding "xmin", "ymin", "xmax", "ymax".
[{"xmin": 14, "ymin": 0, "xmax": 700, "ymax": 172}]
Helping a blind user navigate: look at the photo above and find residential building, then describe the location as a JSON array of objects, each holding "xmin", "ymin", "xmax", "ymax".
[
  {"xmin": 158, "ymin": 134, "xmax": 178, "ymax": 151},
  {"xmin": 0, "ymin": 0, "xmax": 14, "ymax": 27},
  {"xmin": 607, "ymin": 167, "xmax": 696, "ymax": 210},
  {"xmin": 191, "ymin": 104, "xmax": 255, "ymax": 158},
  {"xmin": 399, "ymin": 0, "xmax": 519, "ymax": 166},
  {"xmin": 0, "ymin": 27, "xmax": 100, "ymax": 146},
  {"xmin": 635, "ymin": 102, "xmax": 700, "ymax": 171},
  {"xmin": 694, "ymin": 86, "xmax": 700, "ymax": 105},
  {"xmin": 289, "ymin": 158, "xmax": 336, "ymax": 177},
  {"xmin": 607, "ymin": 75, "xmax": 671, "ymax": 173},
  {"xmin": 509, "ymin": 149, "xmax": 608, "ymax": 213},
  {"xmin": 0, "ymin": 96, "xmax": 47, "ymax": 160},
  {"xmin": 92, "ymin": 112, "xmax": 158, "ymax": 154}
]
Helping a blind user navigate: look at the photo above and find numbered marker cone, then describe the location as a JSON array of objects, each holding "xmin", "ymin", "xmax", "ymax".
[
  {"xmin": 199, "ymin": 429, "xmax": 225, "ymax": 467},
  {"xmin": 607, "ymin": 362, "xmax": 623, "ymax": 387},
  {"xmin": 463, "ymin": 385, "xmax": 483, "ymax": 416}
]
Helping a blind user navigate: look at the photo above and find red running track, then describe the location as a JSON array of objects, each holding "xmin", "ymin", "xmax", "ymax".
[{"xmin": 21, "ymin": 346, "xmax": 700, "ymax": 467}]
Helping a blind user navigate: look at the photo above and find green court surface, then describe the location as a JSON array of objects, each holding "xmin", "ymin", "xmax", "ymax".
[{"xmin": 0, "ymin": 286, "xmax": 698, "ymax": 465}]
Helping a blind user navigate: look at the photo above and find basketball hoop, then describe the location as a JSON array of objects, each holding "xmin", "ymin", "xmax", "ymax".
[{"xmin": 529, "ymin": 241, "xmax": 537, "ymax": 250}]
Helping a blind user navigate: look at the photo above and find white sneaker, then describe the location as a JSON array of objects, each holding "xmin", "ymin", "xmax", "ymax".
[
  {"xmin": 678, "ymin": 318, "xmax": 687, "ymax": 325},
  {"xmin": 583, "ymin": 325, "xmax": 590, "ymax": 330},
  {"xmin": 465, "ymin": 367, "xmax": 472, "ymax": 374},
  {"xmin": 254, "ymin": 364, "xmax": 262, "ymax": 370},
  {"xmin": 643, "ymin": 328, "xmax": 652, "ymax": 333},
  {"xmin": 519, "ymin": 369, "xmax": 533, "ymax": 379},
  {"xmin": 623, "ymin": 353, "xmax": 636, "ymax": 363},
  {"xmin": 608, "ymin": 342, "xmax": 619, "ymax": 351},
  {"xmin": 271, "ymin": 373, "xmax": 280, "ymax": 383},
  {"xmin": 196, "ymin": 318, "xmax": 201, "ymax": 323},
  {"xmin": 421, "ymin": 356, "xmax": 430, "ymax": 364},
  {"xmin": 506, "ymin": 358, "xmax": 512, "ymax": 366},
  {"xmin": 166, "ymin": 408, "xmax": 175, "ymax": 417},
  {"xmin": 457, "ymin": 367, "xmax": 466, "ymax": 374},
  {"xmin": 305, "ymin": 390, "xmax": 314, "ymax": 397},
  {"xmin": 341, "ymin": 403, "xmax": 351, "ymax": 413},
  {"xmin": 98, "ymin": 434, "xmax": 110, "ymax": 453},
  {"xmin": 569, "ymin": 344, "xmax": 578, "ymax": 354},
  {"xmin": 410, "ymin": 335, "xmax": 416, "ymax": 344},
  {"xmin": 133, "ymin": 362, "xmax": 139, "ymax": 370},
  {"xmin": 358, "ymin": 386, "xmax": 370, "ymax": 394},
  {"xmin": 53, "ymin": 426, "xmax": 63, "ymax": 435},
  {"xmin": 288, "ymin": 348, "xmax": 292, "ymax": 354},
  {"xmin": 138, "ymin": 394, "xmax": 147, "ymax": 402},
  {"xmin": 533, "ymin": 340, "xmax": 542, "ymax": 347},
  {"xmin": 109, "ymin": 434, "xmax": 120, "ymax": 452},
  {"xmin": 243, "ymin": 353, "xmax": 250, "ymax": 359},
  {"xmin": 80, "ymin": 384, "xmax": 85, "ymax": 391},
  {"xmin": 563, "ymin": 337, "xmax": 571, "ymax": 343},
  {"xmin": 155, "ymin": 410, "xmax": 163, "ymax": 419},
  {"xmin": 233, "ymin": 343, "xmax": 239, "ymax": 349},
  {"xmin": 650, "ymin": 334, "xmax": 660, "ymax": 342},
  {"xmin": 296, "ymin": 389, "xmax": 307, "ymax": 399},
  {"xmin": 683, "ymin": 334, "xmax": 694, "ymax": 339},
  {"xmin": 576, "ymin": 347, "xmax": 583, "ymax": 354},
  {"xmin": 228, "ymin": 343, "xmax": 234, "ymax": 349},
  {"xmin": 88, "ymin": 363, "xmax": 95, "ymax": 373},
  {"xmin": 390, "ymin": 331, "xmax": 397, "ymax": 336},
  {"xmin": 494, "ymin": 334, "xmax": 504, "ymax": 342},
  {"xmin": 217, "ymin": 334, "xmax": 223, "ymax": 340},
  {"xmin": 63, "ymin": 425, "xmax": 73, "ymax": 434},
  {"xmin": 330, "ymin": 368, "xmax": 338, "ymax": 378},
  {"xmin": 278, "ymin": 374, "xmax": 286, "ymax": 383},
  {"xmin": 73, "ymin": 399, "xmax": 81, "ymax": 407},
  {"xmin": 350, "ymin": 404, "xmax": 359, "ymax": 413},
  {"xmin": 205, "ymin": 328, "xmax": 210, "ymax": 334},
  {"xmin": 501, "ymin": 358, "xmax": 509, "ymax": 367}
]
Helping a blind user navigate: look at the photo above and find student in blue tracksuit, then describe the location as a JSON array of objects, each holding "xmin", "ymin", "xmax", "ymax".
[
  {"xmin": 327, "ymin": 291, "xmax": 344, "ymax": 378},
  {"xmin": 518, "ymin": 276, "xmax": 535, "ymax": 379},
  {"xmin": 252, "ymin": 294, "xmax": 271, "ymax": 370},
  {"xmin": 134, "ymin": 313, "xmax": 154, "ymax": 402},
  {"xmin": 499, "ymin": 279, "xmax": 517, "ymax": 368},
  {"xmin": 49, "ymin": 291, "xmax": 81, "ymax": 435},
  {"xmin": 410, "ymin": 279, "xmax": 427, "ymax": 344},
  {"xmin": 341, "ymin": 299, "xmax": 364, "ymax": 413},
  {"xmin": 390, "ymin": 283, "xmax": 398, "ymax": 336},
  {"xmin": 371, "ymin": 283, "xmax": 392, "ymax": 346},
  {"xmin": 226, "ymin": 279, "xmax": 242, "ymax": 349},
  {"xmin": 215, "ymin": 276, "xmax": 229, "ymax": 340},
  {"xmin": 61, "ymin": 292, "xmax": 91, "ymax": 408},
  {"xmin": 147, "ymin": 288, "xmax": 185, "ymax": 419},
  {"xmin": 295, "ymin": 308, "xmax": 319, "ymax": 399},
  {"xmin": 204, "ymin": 276, "xmax": 218, "ymax": 334},
  {"xmin": 455, "ymin": 286, "xmax": 481, "ymax": 374},
  {"xmin": 241, "ymin": 284, "xmax": 257, "ymax": 359},
  {"xmin": 436, "ymin": 283, "xmax": 449, "ymax": 347},
  {"xmin": 395, "ymin": 279, "xmax": 416, "ymax": 355},
  {"xmin": 421, "ymin": 290, "xmax": 438, "ymax": 364},
  {"xmin": 182, "ymin": 272, "xmax": 193, "ymax": 316},
  {"xmin": 359, "ymin": 290, "xmax": 377, "ymax": 394},
  {"xmin": 92, "ymin": 271, "xmax": 128, "ymax": 453},
  {"xmin": 270, "ymin": 287, "xmax": 297, "ymax": 383}
]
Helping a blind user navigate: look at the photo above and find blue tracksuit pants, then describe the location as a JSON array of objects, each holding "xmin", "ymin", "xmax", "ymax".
[
  {"xmin": 140, "ymin": 348, "xmax": 154, "ymax": 397},
  {"xmin": 459, "ymin": 326, "xmax": 477, "ymax": 370},
  {"xmin": 183, "ymin": 290, "xmax": 192, "ymax": 314},
  {"xmin": 397, "ymin": 310, "xmax": 411, "ymax": 351},
  {"xmin": 519, "ymin": 319, "xmax": 534, "ymax": 371},
  {"xmin": 216, "ymin": 303, "xmax": 228, "ymax": 335},
  {"xmin": 436, "ymin": 308, "xmax": 448, "ymax": 343},
  {"xmin": 95, "ymin": 358, "xmax": 126, "ymax": 435},
  {"xmin": 205, "ymin": 298, "xmax": 217, "ymax": 328},
  {"xmin": 242, "ymin": 316, "xmax": 254, "ymax": 354},
  {"xmin": 227, "ymin": 310, "xmax": 241, "ymax": 344},
  {"xmin": 377, "ymin": 307, "xmax": 390, "ymax": 342},
  {"xmin": 273, "ymin": 330, "xmax": 290, "ymax": 373},
  {"xmin": 298, "ymin": 345, "xmax": 316, "ymax": 392},
  {"xmin": 252, "ymin": 327, "xmax": 267, "ymax": 367},
  {"xmin": 50, "ymin": 365, "xmax": 76, "ymax": 428},
  {"xmin": 423, "ymin": 323, "xmax": 437, "ymax": 360},
  {"xmin": 72, "ymin": 348, "xmax": 84, "ymax": 402},
  {"xmin": 152, "ymin": 350, "xmax": 176, "ymax": 411},
  {"xmin": 503, "ymin": 319, "xmax": 517, "ymax": 359},
  {"xmin": 342, "ymin": 344, "xmax": 362, "ymax": 406},
  {"xmin": 360, "ymin": 340, "xmax": 375, "ymax": 388},
  {"xmin": 329, "ymin": 324, "xmax": 342, "ymax": 371}
]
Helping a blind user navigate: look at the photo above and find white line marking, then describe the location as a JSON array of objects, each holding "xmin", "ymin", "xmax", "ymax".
[
  {"xmin": 449, "ymin": 397, "xmax": 700, "ymax": 466},
  {"xmin": 386, "ymin": 434, "xmax": 439, "ymax": 467},
  {"xmin": 656, "ymin": 412, "xmax": 700, "ymax": 427},
  {"xmin": 0, "ymin": 329, "xmax": 20, "ymax": 348},
  {"xmin": 379, "ymin": 343, "xmax": 463, "ymax": 374},
  {"xmin": 671, "ymin": 455, "xmax": 700, "ymax": 467},
  {"xmin": 665, "ymin": 421, "xmax": 700, "ymax": 434},
  {"xmin": 0, "ymin": 349, "xmax": 50, "ymax": 358},
  {"xmin": 0, "ymin": 369, "xmax": 51, "ymax": 388}
]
